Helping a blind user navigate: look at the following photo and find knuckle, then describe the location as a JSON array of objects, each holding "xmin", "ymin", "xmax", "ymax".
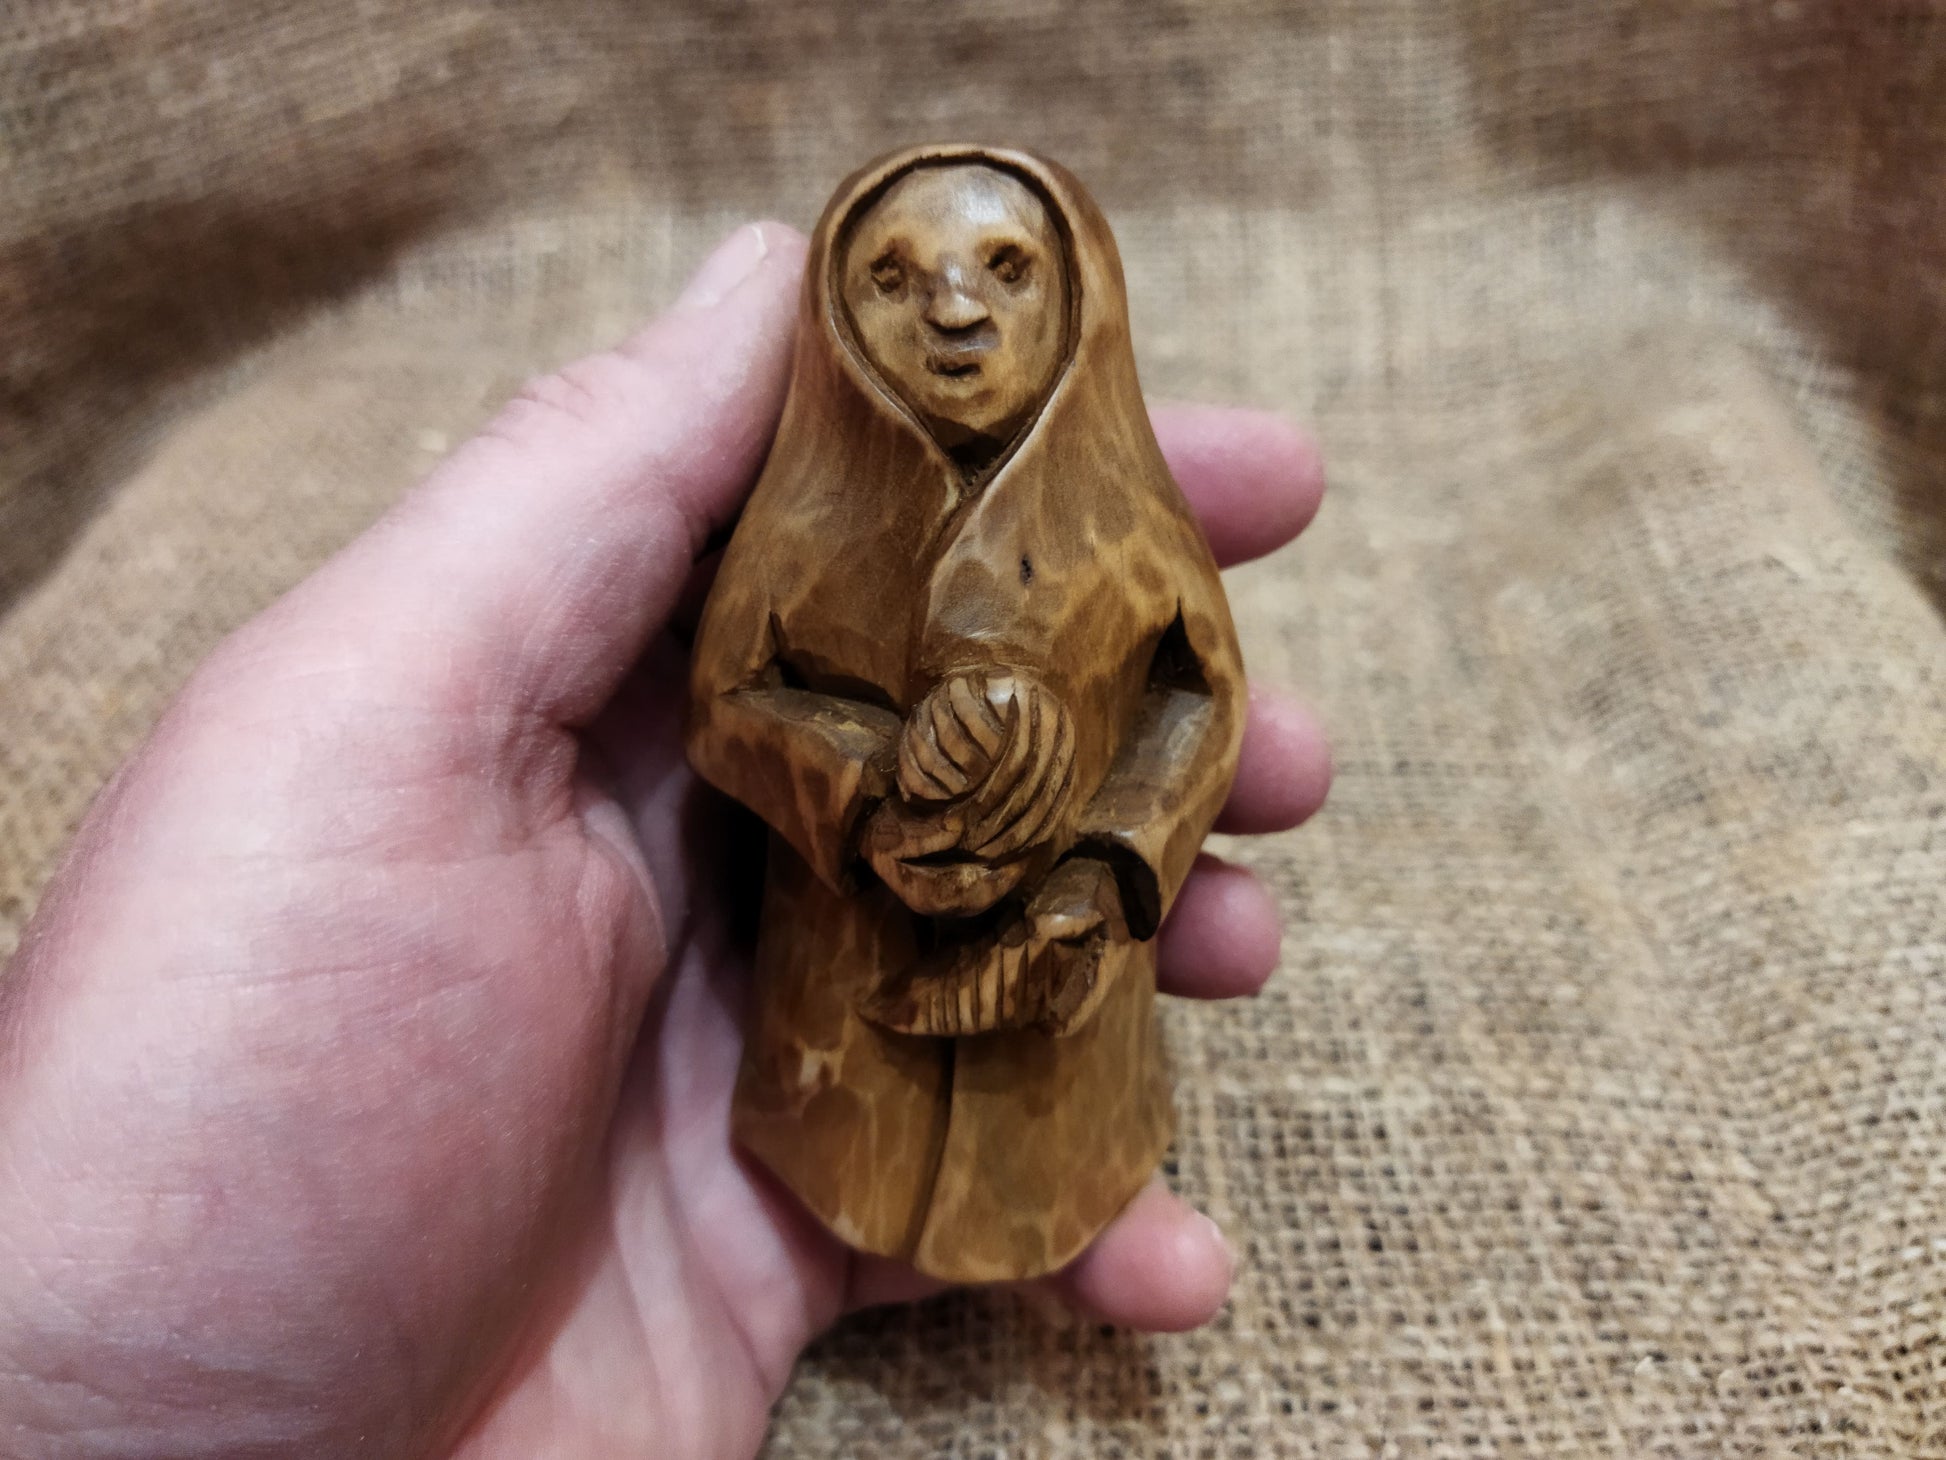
[{"xmin": 482, "ymin": 351, "xmax": 650, "ymax": 450}]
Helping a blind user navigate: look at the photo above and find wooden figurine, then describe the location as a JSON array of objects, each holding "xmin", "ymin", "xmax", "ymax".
[{"xmin": 686, "ymin": 144, "xmax": 1245, "ymax": 1282}]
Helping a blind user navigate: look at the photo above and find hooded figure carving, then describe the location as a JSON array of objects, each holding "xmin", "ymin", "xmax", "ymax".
[{"xmin": 687, "ymin": 144, "xmax": 1246, "ymax": 1282}]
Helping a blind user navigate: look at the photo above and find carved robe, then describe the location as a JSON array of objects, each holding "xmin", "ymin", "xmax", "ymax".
[{"xmin": 686, "ymin": 144, "xmax": 1245, "ymax": 1282}]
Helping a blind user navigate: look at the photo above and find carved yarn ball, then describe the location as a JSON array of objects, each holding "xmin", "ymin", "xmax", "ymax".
[{"xmin": 895, "ymin": 667, "xmax": 1077, "ymax": 860}]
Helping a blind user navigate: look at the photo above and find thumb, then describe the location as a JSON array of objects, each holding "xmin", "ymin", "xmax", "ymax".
[{"xmin": 235, "ymin": 221, "xmax": 806, "ymax": 727}]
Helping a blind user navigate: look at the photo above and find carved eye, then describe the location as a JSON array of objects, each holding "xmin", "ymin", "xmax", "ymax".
[
  {"xmin": 870, "ymin": 253, "xmax": 905, "ymax": 295},
  {"xmin": 988, "ymin": 244, "xmax": 1029, "ymax": 284}
]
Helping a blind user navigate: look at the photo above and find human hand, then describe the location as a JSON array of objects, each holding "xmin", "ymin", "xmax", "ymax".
[{"xmin": 0, "ymin": 222, "xmax": 1330, "ymax": 1459}]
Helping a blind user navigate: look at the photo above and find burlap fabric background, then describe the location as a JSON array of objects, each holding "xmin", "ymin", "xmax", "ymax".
[{"xmin": 7, "ymin": 3, "xmax": 1946, "ymax": 1454}]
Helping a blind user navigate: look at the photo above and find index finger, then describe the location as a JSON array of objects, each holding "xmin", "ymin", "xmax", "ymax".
[{"xmin": 1151, "ymin": 403, "xmax": 1324, "ymax": 568}]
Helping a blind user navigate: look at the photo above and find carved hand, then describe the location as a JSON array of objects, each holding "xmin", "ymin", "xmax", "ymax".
[{"xmin": 863, "ymin": 856, "xmax": 1127, "ymax": 1038}]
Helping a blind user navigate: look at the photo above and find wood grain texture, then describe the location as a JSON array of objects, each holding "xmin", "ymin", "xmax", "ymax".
[{"xmin": 686, "ymin": 143, "xmax": 1244, "ymax": 1282}]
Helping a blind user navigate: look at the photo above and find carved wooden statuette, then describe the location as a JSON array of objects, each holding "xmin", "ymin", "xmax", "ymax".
[{"xmin": 686, "ymin": 144, "xmax": 1245, "ymax": 1282}]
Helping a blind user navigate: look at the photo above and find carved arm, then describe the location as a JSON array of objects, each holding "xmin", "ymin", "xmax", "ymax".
[
  {"xmin": 687, "ymin": 684, "xmax": 900, "ymax": 894},
  {"xmin": 1071, "ymin": 611, "xmax": 1244, "ymax": 939}
]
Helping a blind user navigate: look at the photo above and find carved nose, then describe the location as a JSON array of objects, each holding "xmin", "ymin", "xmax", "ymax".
[{"xmin": 925, "ymin": 288, "xmax": 989, "ymax": 333}]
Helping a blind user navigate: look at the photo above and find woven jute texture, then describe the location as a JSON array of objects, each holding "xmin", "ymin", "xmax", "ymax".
[{"xmin": 7, "ymin": 3, "xmax": 1946, "ymax": 1455}]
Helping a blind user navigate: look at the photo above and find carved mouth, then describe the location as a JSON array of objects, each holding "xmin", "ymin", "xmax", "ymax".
[{"xmin": 928, "ymin": 357, "xmax": 983, "ymax": 380}]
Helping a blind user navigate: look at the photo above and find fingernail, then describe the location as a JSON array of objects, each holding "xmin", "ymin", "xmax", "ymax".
[
  {"xmin": 675, "ymin": 224, "xmax": 771, "ymax": 311},
  {"xmin": 1197, "ymin": 1212, "xmax": 1235, "ymax": 1277}
]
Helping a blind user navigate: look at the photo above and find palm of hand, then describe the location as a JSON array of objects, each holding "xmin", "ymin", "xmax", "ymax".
[
  {"xmin": 441, "ymin": 632, "xmax": 854, "ymax": 1457},
  {"xmin": 0, "ymin": 225, "xmax": 1327, "ymax": 1460},
  {"xmin": 5, "ymin": 624, "xmax": 819, "ymax": 1455}
]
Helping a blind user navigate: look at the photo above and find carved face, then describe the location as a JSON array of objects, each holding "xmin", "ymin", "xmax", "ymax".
[{"xmin": 840, "ymin": 163, "xmax": 1070, "ymax": 449}]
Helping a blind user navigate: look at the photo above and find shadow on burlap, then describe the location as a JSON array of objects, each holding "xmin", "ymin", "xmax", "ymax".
[{"xmin": 4, "ymin": 3, "xmax": 1944, "ymax": 1454}]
